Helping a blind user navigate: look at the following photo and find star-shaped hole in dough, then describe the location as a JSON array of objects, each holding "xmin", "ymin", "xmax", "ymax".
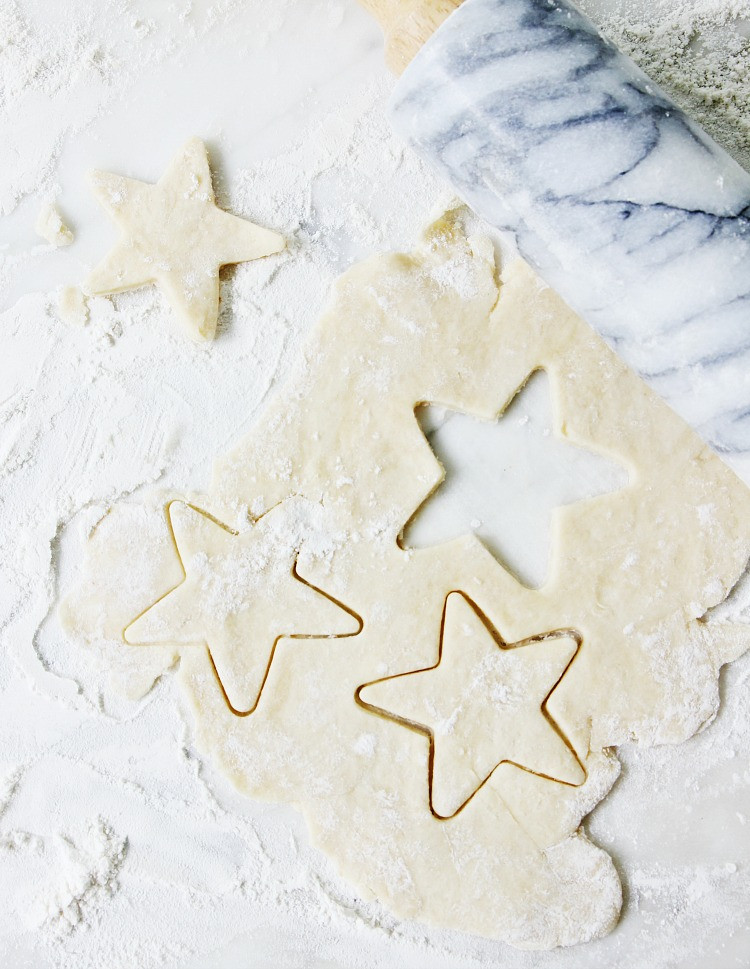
[
  {"xmin": 357, "ymin": 592, "xmax": 585, "ymax": 819},
  {"xmin": 84, "ymin": 137, "xmax": 285, "ymax": 341},
  {"xmin": 402, "ymin": 370, "xmax": 628, "ymax": 587},
  {"xmin": 124, "ymin": 498, "xmax": 362, "ymax": 715}
]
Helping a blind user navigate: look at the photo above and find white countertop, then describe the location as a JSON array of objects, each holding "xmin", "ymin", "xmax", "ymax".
[{"xmin": 0, "ymin": 1, "xmax": 748, "ymax": 967}]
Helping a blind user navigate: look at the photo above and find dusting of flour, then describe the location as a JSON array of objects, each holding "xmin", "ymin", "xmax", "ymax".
[
  {"xmin": 0, "ymin": 0, "xmax": 749, "ymax": 968},
  {"xmin": 578, "ymin": 0, "xmax": 750, "ymax": 169}
]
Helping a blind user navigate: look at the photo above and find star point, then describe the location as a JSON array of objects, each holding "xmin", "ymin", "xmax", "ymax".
[
  {"xmin": 358, "ymin": 591, "xmax": 584, "ymax": 818},
  {"xmin": 84, "ymin": 137, "xmax": 285, "ymax": 341}
]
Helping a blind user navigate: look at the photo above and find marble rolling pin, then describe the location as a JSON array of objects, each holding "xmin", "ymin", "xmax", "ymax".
[{"xmin": 361, "ymin": 0, "xmax": 750, "ymax": 483}]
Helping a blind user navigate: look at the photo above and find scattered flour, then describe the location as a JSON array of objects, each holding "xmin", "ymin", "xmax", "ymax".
[
  {"xmin": 578, "ymin": 0, "xmax": 750, "ymax": 169},
  {"xmin": 0, "ymin": 0, "xmax": 256, "ymax": 217},
  {"xmin": 32, "ymin": 819, "xmax": 127, "ymax": 937},
  {"xmin": 0, "ymin": 0, "xmax": 748, "ymax": 967}
]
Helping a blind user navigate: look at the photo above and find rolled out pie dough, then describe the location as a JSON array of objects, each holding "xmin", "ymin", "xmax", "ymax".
[{"xmin": 62, "ymin": 215, "xmax": 750, "ymax": 949}]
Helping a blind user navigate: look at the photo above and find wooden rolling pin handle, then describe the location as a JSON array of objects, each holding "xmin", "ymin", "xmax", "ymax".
[{"xmin": 359, "ymin": 0, "xmax": 463, "ymax": 74}]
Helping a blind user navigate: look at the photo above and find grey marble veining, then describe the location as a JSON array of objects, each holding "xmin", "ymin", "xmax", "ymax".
[{"xmin": 390, "ymin": 0, "xmax": 750, "ymax": 484}]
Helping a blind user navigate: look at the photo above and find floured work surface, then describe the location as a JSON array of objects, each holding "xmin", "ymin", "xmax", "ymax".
[{"xmin": 63, "ymin": 217, "xmax": 750, "ymax": 950}]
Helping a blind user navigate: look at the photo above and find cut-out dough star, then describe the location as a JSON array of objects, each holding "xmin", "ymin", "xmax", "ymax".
[
  {"xmin": 84, "ymin": 137, "xmax": 285, "ymax": 341},
  {"xmin": 358, "ymin": 592, "xmax": 584, "ymax": 818},
  {"xmin": 403, "ymin": 370, "xmax": 628, "ymax": 587},
  {"xmin": 125, "ymin": 498, "xmax": 361, "ymax": 715}
]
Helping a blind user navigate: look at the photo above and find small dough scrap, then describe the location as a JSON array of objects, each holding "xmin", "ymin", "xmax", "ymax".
[
  {"xmin": 36, "ymin": 202, "xmax": 74, "ymax": 247},
  {"xmin": 63, "ymin": 216, "xmax": 750, "ymax": 949},
  {"xmin": 84, "ymin": 137, "xmax": 285, "ymax": 341},
  {"xmin": 57, "ymin": 286, "xmax": 89, "ymax": 327}
]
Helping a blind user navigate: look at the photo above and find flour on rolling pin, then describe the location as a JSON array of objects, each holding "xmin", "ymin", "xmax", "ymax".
[{"xmin": 378, "ymin": 0, "xmax": 750, "ymax": 483}]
